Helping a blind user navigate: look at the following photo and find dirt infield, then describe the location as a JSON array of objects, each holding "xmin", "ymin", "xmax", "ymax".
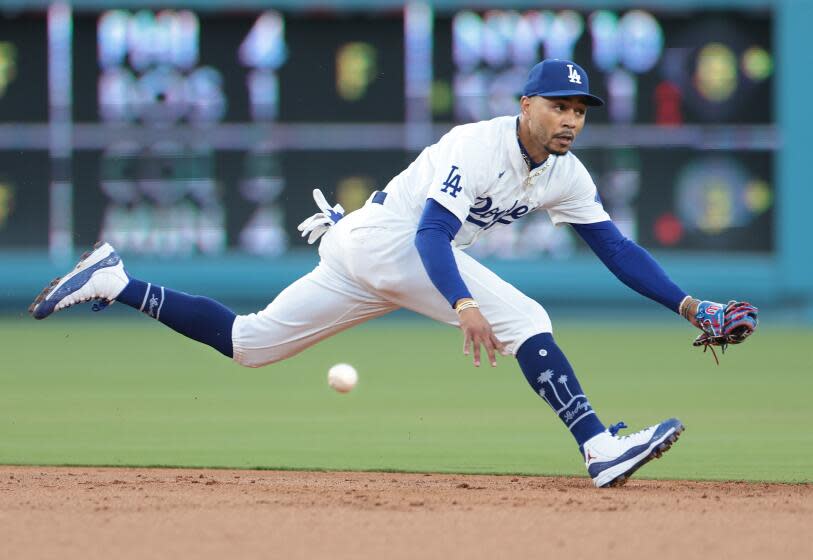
[{"xmin": 1, "ymin": 467, "xmax": 810, "ymax": 559}]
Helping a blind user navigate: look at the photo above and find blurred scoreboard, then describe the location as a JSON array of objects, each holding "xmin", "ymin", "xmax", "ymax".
[
  {"xmin": 435, "ymin": 9, "xmax": 772, "ymax": 125},
  {"xmin": 0, "ymin": 5, "xmax": 775, "ymax": 257},
  {"xmin": 72, "ymin": 10, "xmax": 406, "ymax": 124}
]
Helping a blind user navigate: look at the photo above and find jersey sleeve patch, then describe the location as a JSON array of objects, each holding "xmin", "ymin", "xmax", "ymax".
[
  {"xmin": 440, "ymin": 165, "xmax": 463, "ymax": 198},
  {"xmin": 426, "ymin": 133, "xmax": 488, "ymax": 223}
]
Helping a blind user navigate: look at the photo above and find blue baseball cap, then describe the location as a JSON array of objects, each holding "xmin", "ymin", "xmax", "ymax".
[{"xmin": 522, "ymin": 59, "xmax": 605, "ymax": 107}]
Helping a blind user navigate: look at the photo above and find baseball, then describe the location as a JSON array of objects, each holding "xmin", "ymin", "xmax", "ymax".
[{"xmin": 327, "ymin": 363, "xmax": 358, "ymax": 393}]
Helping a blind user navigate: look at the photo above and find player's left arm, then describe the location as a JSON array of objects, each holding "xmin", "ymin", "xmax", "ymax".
[
  {"xmin": 570, "ymin": 221, "xmax": 758, "ymax": 354},
  {"xmin": 570, "ymin": 220, "xmax": 687, "ymax": 313},
  {"xmin": 549, "ymin": 158, "xmax": 757, "ymax": 351},
  {"xmin": 547, "ymin": 161, "xmax": 688, "ymax": 313}
]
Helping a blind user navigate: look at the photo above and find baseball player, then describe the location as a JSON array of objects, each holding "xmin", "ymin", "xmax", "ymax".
[{"xmin": 30, "ymin": 59, "xmax": 757, "ymax": 487}]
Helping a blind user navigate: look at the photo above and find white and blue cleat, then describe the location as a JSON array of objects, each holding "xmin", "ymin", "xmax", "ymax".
[
  {"xmin": 29, "ymin": 242, "xmax": 130, "ymax": 320},
  {"xmin": 581, "ymin": 418, "xmax": 684, "ymax": 488}
]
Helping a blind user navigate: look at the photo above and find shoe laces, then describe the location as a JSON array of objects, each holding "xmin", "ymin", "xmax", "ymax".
[{"xmin": 608, "ymin": 421, "xmax": 628, "ymax": 437}]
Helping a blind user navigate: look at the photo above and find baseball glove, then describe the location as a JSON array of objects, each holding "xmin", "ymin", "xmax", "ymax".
[{"xmin": 692, "ymin": 300, "xmax": 759, "ymax": 362}]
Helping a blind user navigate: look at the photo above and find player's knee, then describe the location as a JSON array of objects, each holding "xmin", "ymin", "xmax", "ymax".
[
  {"xmin": 503, "ymin": 303, "xmax": 552, "ymax": 353},
  {"xmin": 233, "ymin": 353, "xmax": 267, "ymax": 368},
  {"xmin": 232, "ymin": 346, "xmax": 291, "ymax": 368},
  {"xmin": 231, "ymin": 313, "xmax": 294, "ymax": 368},
  {"xmin": 524, "ymin": 301, "xmax": 552, "ymax": 332},
  {"xmin": 231, "ymin": 342, "xmax": 298, "ymax": 369}
]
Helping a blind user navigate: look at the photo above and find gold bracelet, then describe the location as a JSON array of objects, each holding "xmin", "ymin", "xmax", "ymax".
[
  {"xmin": 679, "ymin": 296, "xmax": 698, "ymax": 321},
  {"xmin": 454, "ymin": 299, "xmax": 479, "ymax": 314},
  {"xmin": 678, "ymin": 295, "xmax": 691, "ymax": 316}
]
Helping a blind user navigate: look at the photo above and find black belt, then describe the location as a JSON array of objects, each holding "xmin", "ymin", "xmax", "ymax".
[{"xmin": 372, "ymin": 191, "xmax": 388, "ymax": 205}]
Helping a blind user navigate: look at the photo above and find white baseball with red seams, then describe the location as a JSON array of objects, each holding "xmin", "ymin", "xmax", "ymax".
[{"xmin": 328, "ymin": 363, "xmax": 358, "ymax": 393}]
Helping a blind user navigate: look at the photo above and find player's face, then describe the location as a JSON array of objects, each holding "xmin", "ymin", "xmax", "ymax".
[{"xmin": 522, "ymin": 96, "xmax": 588, "ymax": 156}]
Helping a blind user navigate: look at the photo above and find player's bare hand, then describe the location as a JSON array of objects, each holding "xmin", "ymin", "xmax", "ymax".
[{"xmin": 458, "ymin": 307, "xmax": 505, "ymax": 367}]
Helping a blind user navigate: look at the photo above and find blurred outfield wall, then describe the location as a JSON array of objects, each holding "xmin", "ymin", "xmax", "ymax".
[{"xmin": 0, "ymin": 0, "xmax": 810, "ymax": 320}]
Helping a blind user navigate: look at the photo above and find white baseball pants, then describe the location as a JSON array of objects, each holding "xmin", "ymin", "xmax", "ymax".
[{"xmin": 231, "ymin": 200, "xmax": 552, "ymax": 367}]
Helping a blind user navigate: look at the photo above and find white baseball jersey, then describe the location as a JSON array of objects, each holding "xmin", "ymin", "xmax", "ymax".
[
  {"xmin": 232, "ymin": 115, "xmax": 610, "ymax": 367},
  {"xmin": 381, "ymin": 115, "xmax": 609, "ymax": 248}
]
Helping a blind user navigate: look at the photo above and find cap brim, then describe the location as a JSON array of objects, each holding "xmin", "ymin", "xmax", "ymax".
[{"xmin": 529, "ymin": 90, "xmax": 605, "ymax": 107}]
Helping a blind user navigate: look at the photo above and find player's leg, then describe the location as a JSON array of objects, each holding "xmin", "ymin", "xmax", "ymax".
[
  {"xmin": 29, "ymin": 241, "xmax": 396, "ymax": 365},
  {"xmin": 31, "ymin": 242, "xmax": 238, "ymax": 357},
  {"xmin": 513, "ymin": 330, "xmax": 683, "ymax": 487},
  {"xmin": 226, "ymin": 204, "xmax": 400, "ymax": 367},
  {"xmin": 231, "ymin": 259, "xmax": 397, "ymax": 367}
]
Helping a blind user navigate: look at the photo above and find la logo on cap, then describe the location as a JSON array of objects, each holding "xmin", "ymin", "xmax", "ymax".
[{"xmin": 566, "ymin": 64, "xmax": 582, "ymax": 84}]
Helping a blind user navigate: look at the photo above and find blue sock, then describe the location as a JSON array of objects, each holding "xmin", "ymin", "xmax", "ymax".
[
  {"xmin": 516, "ymin": 333, "xmax": 606, "ymax": 446},
  {"xmin": 116, "ymin": 278, "xmax": 235, "ymax": 358}
]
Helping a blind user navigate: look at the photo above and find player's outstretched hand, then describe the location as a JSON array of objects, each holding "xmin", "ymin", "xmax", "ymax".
[
  {"xmin": 458, "ymin": 307, "xmax": 505, "ymax": 367},
  {"xmin": 682, "ymin": 297, "xmax": 758, "ymax": 362},
  {"xmin": 296, "ymin": 189, "xmax": 345, "ymax": 244}
]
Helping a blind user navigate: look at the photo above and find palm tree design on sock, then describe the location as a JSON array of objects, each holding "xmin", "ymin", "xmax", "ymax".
[
  {"xmin": 536, "ymin": 369, "xmax": 552, "ymax": 404},
  {"xmin": 537, "ymin": 369, "xmax": 553, "ymax": 385},
  {"xmin": 557, "ymin": 374, "xmax": 574, "ymax": 400},
  {"xmin": 537, "ymin": 368, "xmax": 565, "ymax": 408}
]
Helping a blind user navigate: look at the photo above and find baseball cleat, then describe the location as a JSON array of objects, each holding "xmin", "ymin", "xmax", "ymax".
[
  {"xmin": 29, "ymin": 241, "xmax": 129, "ymax": 320},
  {"xmin": 581, "ymin": 418, "xmax": 684, "ymax": 488}
]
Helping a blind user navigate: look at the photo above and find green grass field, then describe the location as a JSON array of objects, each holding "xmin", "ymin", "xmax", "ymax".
[{"xmin": 1, "ymin": 316, "xmax": 811, "ymax": 482}]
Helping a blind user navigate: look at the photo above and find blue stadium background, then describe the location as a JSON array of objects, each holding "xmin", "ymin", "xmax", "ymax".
[{"xmin": 0, "ymin": 0, "xmax": 810, "ymax": 323}]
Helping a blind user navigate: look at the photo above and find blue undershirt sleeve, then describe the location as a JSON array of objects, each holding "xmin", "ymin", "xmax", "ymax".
[
  {"xmin": 415, "ymin": 199, "xmax": 473, "ymax": 308},
  {"xmin": 571, "ymin": 221, "xmax": 687, "ymax": 313}
]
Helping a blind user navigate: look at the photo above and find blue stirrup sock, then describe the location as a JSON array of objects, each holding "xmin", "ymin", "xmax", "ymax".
[
  {"xmin": 116, "ymin": 278, "xmax": 236, "ymax": 358},
  {"xmin": 516, "ymin": 333, "xmax": 606, "ymax": 446}
]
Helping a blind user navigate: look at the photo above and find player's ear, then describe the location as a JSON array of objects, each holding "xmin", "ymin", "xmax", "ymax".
[{"xmin": 519, "ymin": 96, "xmax": 531, "ymax": 116}]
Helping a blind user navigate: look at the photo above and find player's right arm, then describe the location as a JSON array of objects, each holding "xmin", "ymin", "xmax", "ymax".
[
  {"xmin": 414, "ymin": 131, "xmax": 504, "ymax": 367},
  {"xmin": 415, "ymin": 201, "xmax": 504, "ymax": 367}
]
